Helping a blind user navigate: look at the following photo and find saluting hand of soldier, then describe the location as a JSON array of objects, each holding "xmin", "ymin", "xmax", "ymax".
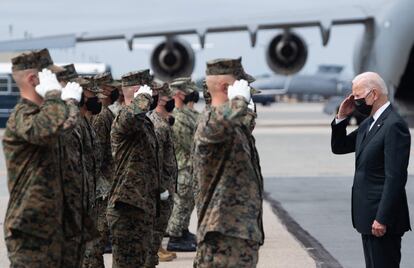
[
  {"xmin": 35, "ymin": 68, "xmax": 62, "ymax": 97},
  {"xmin": 61, "ymin": 82, "xmax": 83, "ymax": 102},
  {"xmin": 134, "ymin": 84, "xmax": 153, "ymax": 98},
  {"xmin": 228, "ymin": 79, "xmax": 251, "ymax": 102}
]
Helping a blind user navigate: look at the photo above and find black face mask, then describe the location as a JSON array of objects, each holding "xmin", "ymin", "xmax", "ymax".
[
  {"xmin": 354, "ymin": 92, "xmax": 373, "ymax": 116},
  {"xmin": 192, "ymin": 91, "xmax": 200, "ymax": 103},
  {"xmin": 110, "ymin": 90, "xmax": 120, "ymax": 104},
  {"xmin": 150, "ymin": 94, "xmax": 159, "ymax": 111},
  {"xmin": 165, "ymin": 99, "xmax": 175, "ymax": 113},
  {"xmin": 183, "ymin": 94, "xmax": 192, "ymax": 104},
  {"xmin": 86, "ymin": 96, "xmax": 102, "ymax": 115},
  {"xmin": 168, "ymin": 116, "xmax": 175, "ymax": 126}
]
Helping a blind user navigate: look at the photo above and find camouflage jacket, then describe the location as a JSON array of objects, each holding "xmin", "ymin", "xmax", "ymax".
[
  {"xmin": 59, "ymin": 124, "xmax": 99, "ymax": 241},
  {"xmin": 79, "ymin": 116, "xmax": 101, "ymax": 218},
  {"xmin": 109, "ymin": 94, "xmax": 160, "ymax": 216},
  {"xmin": 2, "ymin": 91, "xmax": 79, "ymax": 239},
  {"xmin": 91, "ymin": 106, "xmax": 115, "ymax": 200},
  {"xmin": 149, "ymin": 111, "xmax": 178, "ymax": 195},
  {"xmin": 192, "ymin": 97, "xmax": 264, "ymax": 244},
  {"xmin": 172, "ymin": 107, "xmax": 198, "ymax": 172}
]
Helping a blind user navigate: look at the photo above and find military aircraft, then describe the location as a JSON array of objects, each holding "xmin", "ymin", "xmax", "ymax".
[
  {"xmin": 0, "ymin": 0, "xmax": 413, "ymax": 120},
  {"xmin": 252, "ymin": 64, "xmax": 351, "ymax": 100}
]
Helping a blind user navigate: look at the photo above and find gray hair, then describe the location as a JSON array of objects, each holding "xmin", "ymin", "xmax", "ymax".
[{"xmin": 352, "ymin": 72, "xmax": 388, "ymax": 95}]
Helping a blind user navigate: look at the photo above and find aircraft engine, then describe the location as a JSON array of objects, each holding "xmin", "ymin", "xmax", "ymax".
[
  {"xmin": 150, "ymin": 38, "xmax": 195, "ymax": 81},
  {"xmin": 266, "ymin": 32, "xmax": 308, "ymax": 75}
]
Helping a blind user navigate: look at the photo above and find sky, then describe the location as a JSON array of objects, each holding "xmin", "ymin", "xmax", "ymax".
[{"xmin": 0, "ymin": 0, "xmax": 389, "ymax": 79}]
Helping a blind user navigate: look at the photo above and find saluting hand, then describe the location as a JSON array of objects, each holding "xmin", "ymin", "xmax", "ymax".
[
  {"xmin": 372, "ymin": 220, "xmax": 387, "ymax": 237},
  {"xmin": 228, "ymin": 79, "xmax": 251, "ymax": 102},
  {"xmin": 61, "ymin": 82, "xmax": 83, "ymax": 102},
  {"xmin": 337, "ymin": 94, "xmax": 355, "ymax": 120},
  {"xmin": 134, "ymin": 84, "xmax": 152, "ymax": 98},
  {"xmin": 35, "ymin": 68, "xmax": 62, "ymax": 97}
]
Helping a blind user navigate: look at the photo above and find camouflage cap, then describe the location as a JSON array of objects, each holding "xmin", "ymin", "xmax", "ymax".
[
  {"xmin": 11, "ymin": 51, "xmax": 39, "ymax": 71},
  {"xmin": 121, "ymin": 69, "xmax": 153, "ymax": 87},
  {"xmin": 153, "ymin": 81, "xmax": 173, "ymax": 98},
  {"xmin": 35, "ymin": 49, "xmax": 65, "ymax": 73},
  {"xmin": 169, "ymin": 77, "xmax": 194, "ymax": 94},
  {"xmin": 82, "ymin": 76, "xmax": 103, "ymax": 93},
  {"xmin": 206, "ymin": 57, "xmax": 255, "ymax": 83},
  {"xmin": 56, "ymin": 64, "xmax": 78, "ymax": 81},
  {"xmin": 94, "ymin": 72, "xmax": 121, "ymax": 88}
]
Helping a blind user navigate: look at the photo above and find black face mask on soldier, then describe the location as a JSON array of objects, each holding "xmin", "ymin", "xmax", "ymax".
[
  {"xmin": 192, "ymin": 91, "xmax": 200, "ymax": 103},
  {"xmin": 183, "ymin": 94, "xmax": 192, "ymax": 104},
  {"xmin": 110, "ymin": 89, "xmax": 120, "ymax": 104},
  {"xmin": 354, "ymin": 90, "xmax": 373, "ymax": 116},
  {"xmin": 165, "ymin": 99, "xmax": 175, "ymax": 113},
  {"xmin": 150, "ymin": 94, "xmax": 159, "ymax": 111},
  {"xmin": 168, "ymin": 116, "xmax": 175, "ymax": 126},
  {"xmin": 86, "ymin": 97, "xmax": 102, "ymax": 115}
]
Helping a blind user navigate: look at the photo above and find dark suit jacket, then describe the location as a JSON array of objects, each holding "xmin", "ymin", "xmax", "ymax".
[{"xmin": 331, "ymin": 105, "xmax": 411, "ymax": 235}]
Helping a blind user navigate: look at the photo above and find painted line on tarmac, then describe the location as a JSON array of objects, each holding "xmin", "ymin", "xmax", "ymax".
[{"xmin": 264, "ymin": 192, "xmax": 343, "ymax": 268}]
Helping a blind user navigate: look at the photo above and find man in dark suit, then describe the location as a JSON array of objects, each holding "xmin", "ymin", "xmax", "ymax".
[{"xmin": 331, "ymin": 72, "xmax": 411, "ymax": 268}]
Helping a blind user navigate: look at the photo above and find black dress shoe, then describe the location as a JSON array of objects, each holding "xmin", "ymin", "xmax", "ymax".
[
  {"xmin": 167, "ymin": 236, "xmax": 197, "ymax": 252},
  {"xmin": 182, "ymin": 229, "xmax": 197, "ymax": 243},
  {"xmin": 104, "ymin": 241, "xmax": 112, "ymax": 254}
]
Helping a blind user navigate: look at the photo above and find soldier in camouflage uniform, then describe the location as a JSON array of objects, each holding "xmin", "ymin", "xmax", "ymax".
[
  {"xmin": 166, "ymin": 78, "xmax": 199, "ymax": 252},
  {"xmin": 54, "ymin": 64, "xmax": 100, "ymax": 268},
  {"xmin": 108, "ymin": 80, "xmax": 124, "ymax": 116},
  {"xmin": 145, "ymin": 82, "xmax": 178, "ymax": 266},
  {"xmin": 2, "ymin": 50, "xmax": 83, "ymax": 268},
  {"xmin": 82, "ymin": 72, "xmax": 120, "ymax": 268},
  {"xmin": 192, "ymin": 58, "xmax": 264, "ymax": 268},
  {"xmin": 107, "ymin": 70, "xmax": 160, "ymax": 268}
]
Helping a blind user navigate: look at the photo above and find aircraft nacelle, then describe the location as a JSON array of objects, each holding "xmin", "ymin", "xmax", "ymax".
[
  {"xmin": 150, "ymin": 38, "xmax": 195, "ymax": 82},
  {"xmin": 266, "ymin": 32, "xmax": 308, "ymax": 75}
]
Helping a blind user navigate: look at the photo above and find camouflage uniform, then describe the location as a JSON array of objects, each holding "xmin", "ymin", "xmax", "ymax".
[
  {"xmin": 60, "ymin": 122, "xmax": 100, "ymax": 268},
  {"xmin": 192, "ymin": 58, "xmax": 264, "ymax": 267},
  {"xmin": 54, "ymin": 63, "xmax": 101, "ymax": 267},
  {"xmin": 167, "ymin": 79, "xmax": 199, "ymax": 238},
  {"xmin": 83, "ymin": 106, "xmax": 115, "ymax": 268},
  {"xmin": 3, "ymin": 91, "xmax": 80, "ymax": 267},
  {"xmin": 2, "ymin": 50, "xmax": 76, "ymax": 268},
  {"xmin": 147, "ymin": 109, "xmax": 178, "ymax": 266},
  {"xmin": 107, "ymin": 70, "xmax": 160, "ymax": 268}
]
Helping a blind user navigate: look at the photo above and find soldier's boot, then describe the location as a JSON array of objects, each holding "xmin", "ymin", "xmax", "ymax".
[
  {"xmin": 183, "ymin": 229, "xmax": 197, "ymax": 244},
  {"xmin": 167, "ymin": 235, "xmax": 197, "ymax": 252},
  {"xmin": 158, "ymin": 246, "xmax": 176, "ymax": 262}
]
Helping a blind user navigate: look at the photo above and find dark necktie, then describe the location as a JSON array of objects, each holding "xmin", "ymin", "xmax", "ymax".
[{"xmin": 364, "ymin": 117, "xmax": 374, "ymax": 140}]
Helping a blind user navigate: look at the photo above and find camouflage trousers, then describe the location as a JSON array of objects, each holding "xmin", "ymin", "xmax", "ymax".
[
  {"xmin": 82, "ymin": 198, "xmax": 110, "ymax": 268},
  {"xmin": 62, "ymin": 236, "xmax": 86, "ymax": 268},
  {"xmin": 167, "ymin": 168, "xmax": 195, "ymax": 237},
  {"xmin": 145, "ymin": 198, "xmax": 174, "ymax": 267},
  {"xmin": 107, "ymin": 203, "xmax": 154, "ymax": 268},
  {"xmin": 194, "ymin": 232, "xmax": 260, "ymax": 268},
  {"xmin": 6, "ymin": 229, "xmax": 63, "ymax": 268}
]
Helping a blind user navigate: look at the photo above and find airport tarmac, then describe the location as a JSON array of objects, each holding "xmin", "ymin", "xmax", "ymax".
[{"xmin": 0, "ymin": 102, "xmax": 413, "ymax": 267}]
